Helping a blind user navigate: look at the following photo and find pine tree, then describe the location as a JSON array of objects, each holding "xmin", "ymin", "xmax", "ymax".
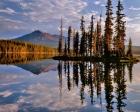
[
  {"xmin": 80, "ymin": 16, "xmax": 86, "ymax": 56},
  {"xmin": 73, "ymin": 29, "xmax": 76, "ymax": 56},
  {"xmin": 96, "ymin": 15, "xmax": 102, "ymax": 57},
  {"xmin": 73, "ymin": 31, "xmax": 75, "ymax": 56},
  {"xmin": 80, "ymin": 32, "xmax": 86, "ymax": 56},
  {"xmin": 114, "ymin": 0, "xmax": 126, "ymax": 57},
  {"xmin": 126, "ymin": 38, "xmax": 133, "ymax": 58},
  {"xmin": 58, "ymin": 38, "xmax": 63, "ymax": 55},
  {"xmin": 93, "ymin": 29, "xmax": 97, "ymax": 56},
  {"xmin": 64, "ymin": 39, "xmax": 67, "ymax": 56},
  {"xmin": 68, "ymin": 26, "xmax": 72, "ymax": 55},
  {"xmin": 101, "ymin": 35, "xmax": 105, "ymax": 56},
  {"xmin": 104, "ymin": 0, "xmax": 113, "ymax": 57},
  {"xmin": 85, "ymin": 32, "xmax": 89, "ymax": 56},
  {"xmin": 89, "ymin": 15, "xmax": 95, "ymax": 56},
  {"xmin": 74, "ymin": 32, "xmax": 79, "ymax": 56},
  {"xmin": 58, "ymin": 17, "xmax": 64, "ymax": 56},
  {"xmin": 80, "ymin": 16, "xmax": 85, "ymax": 34}
]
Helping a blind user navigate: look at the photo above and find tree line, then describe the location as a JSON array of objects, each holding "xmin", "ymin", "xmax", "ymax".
[
  {"xmin": 58, "ymin": 0, "xmax": 133, "ymax": 58},
  {"xmin": 0, "ymin": 40, "xmax": 57, "ymax": 55}
]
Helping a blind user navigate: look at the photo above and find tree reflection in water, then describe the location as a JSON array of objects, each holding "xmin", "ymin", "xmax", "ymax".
[
  {"xmin": 57, "ymin": 61, "xmax": 133, "ymax": 112},
  {"xmin": 0, "ymin": 53, "xmax": 54, "ymax": 64}
]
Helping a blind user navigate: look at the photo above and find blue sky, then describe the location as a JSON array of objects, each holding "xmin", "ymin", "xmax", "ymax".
[{"xmin": 0, "ymin": 0, "xmax": 140, "ymax": 45}]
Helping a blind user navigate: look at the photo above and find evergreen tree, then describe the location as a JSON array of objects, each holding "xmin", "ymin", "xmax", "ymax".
[
  {"xmin": 96, "ymin": 15, "xmax": 102, "ymax": 57},
  {"xmin": 58, "ymin": 17, "xmax": 64, "ymax": 56},
  {"xmin": 127, "ymin": 63, "xmax": 133, "ymax": 83},
  {"xmin": 80, "ymin": 16, "xmax": 85, "ymax": 33},
  {"xmin": 68, "ymin": 26, "xmax": 72, "ymax": 55},
  {"xmin": 93, "ymin": 29, "xmax": 97, "ymax": 55},
  {"xmin": 101, "ymin": 35, "xmax": 105, "ymax": 56},
  {"xmin": 73, "ymin": 30, "xmax": 76, "ymax": 56},
  {"xmin": 74, "ymin": 32, "xmax": 79, "ymax": 56},
  {"xmin": 80, "ymin": 16, "xmax": 86, "ymax": 56},
  {"xmin": 104, "ymin": 0, "xmax": 113, "ymax": 57},
  {"xmin": 89, "ymin": 15, "xmax": 95, "ymax": 56},
  {"xmin": 64, "ymin": 39, "xmax": 67, "ymax": 56},
  {"xmin": 80, "ymin": 32, "xmax": 86, "ymax": 56},
  {"xmin": 85, "ymin": 32, "xmax": 89, "ymax": 56},
  {"xmin": 126, "ymin": 38, "xmax": 133, "ymax": 58},
  {"xmin": 104, "ymin": 63, "xmax": 114, "ymax": 112},
  {"xmin": 58, "ymin": 37, "xmax": 63, "ymax": 55},
  {"xmin": 114, "ymin": 0, "xmax": 126, "ymax": 57},
  {"xmin": 115, "ymin": 64, "xmax": 126, "ymax": 112}
]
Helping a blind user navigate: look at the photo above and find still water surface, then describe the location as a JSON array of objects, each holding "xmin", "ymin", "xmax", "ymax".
[{"xmin": 0, "ymin": 58, "xmax": 140, "ymax": 112}]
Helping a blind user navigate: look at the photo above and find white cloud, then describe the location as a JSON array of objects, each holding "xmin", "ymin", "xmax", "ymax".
[
  {"xmin": 125, "ymin": 17, "xmax": 134, "ymax": 22},
  {"xmin": 84, "ymin": 11, "xmax": 99, "ymax": 27},
  {"xmin": 8, "ymin": 0, "xmax": 23, "ymax": 2},
  {"xmin": 0, "ymin": 7, "xmax": 16, "ymax": 14},
  {"xmin": 18, "ymin": 83, "xmax": 86, "ymax": 111},
  {"xmin": 0, "ymin": 16, "xmax": 23, "ymax": 24},
  {"xmin": 0, "ymin": 16, "xmax": 26, "ymax": 32},
  {"xmin": 127, "ymin": 23, "xmax": 140, "ymax": 33},
  {"xmin": 19, "ymin": 0, "xmax": 87, "ymax": 24},
  {"xmin": 100, "ymin": 4, "xmax": 105, "ymax": 7},
  {"xmin": 124, "ymin": 110, "xmax": 136, "ymax": 112},
  {"xmin": 130, "ymin": 99, "xmax": 140, "ymax": 104},
  {"xmin": 0, "ymin": 0, "xmax": 88, "ymax": 36},
  {"xmin": 94, "ymin": 1, "xmax": 101, "ymax": 5},
  {"xmin": 0, "ymin": 65, "xmax": 33, "ymax": 85},
  {"xmin": 129, "ymin": 6, "xmax": 140, "ymax": 11},
  {"xmin": 0, "ymin": 104, "xmax": 18, "ymax": 112},
  {"xmin": 0, "ymin": 90, "xmax": 13, "ymax": 97}
]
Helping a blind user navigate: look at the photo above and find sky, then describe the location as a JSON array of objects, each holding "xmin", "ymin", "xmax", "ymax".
[{"xmin": 0, "ymin": 0, "xmax": 140, "ymax": 45}]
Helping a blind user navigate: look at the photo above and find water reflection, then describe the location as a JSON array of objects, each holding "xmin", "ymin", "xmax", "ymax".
[
  {"xmin": 57, "ymin": 61, "xmax": 133, "ymax": 112},
  {"xmin": 0, "ymin": 54, "xmax": 138, "ymax": 112},
  {"xmin": 0, "ymin": 53, "xmax": 53, "ymax": 64}
]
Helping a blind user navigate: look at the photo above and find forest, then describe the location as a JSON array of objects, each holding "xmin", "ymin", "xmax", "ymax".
[
  {"xmin": 57, "ymin": 0, "xmax": 135, "ymax": 62},
  {"xmin": 0, "ymin": 40, "xmax": 57, "ymax": 55}
]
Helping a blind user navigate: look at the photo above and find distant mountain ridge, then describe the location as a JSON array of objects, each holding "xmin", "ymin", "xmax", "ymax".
[{"xmin": 14, "ymin": 30, "xmax": 60, "ymax": 47}]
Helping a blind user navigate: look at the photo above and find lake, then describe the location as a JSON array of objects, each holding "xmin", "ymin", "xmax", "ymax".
[{"xmin": 0, "ymin": 57, "xmax": 140, "ymax": 112}]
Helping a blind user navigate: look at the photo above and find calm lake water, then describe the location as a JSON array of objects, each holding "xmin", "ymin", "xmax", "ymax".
[{"xmin": 0, "ymin": 57, "xmax": 140, "ymax": 112}]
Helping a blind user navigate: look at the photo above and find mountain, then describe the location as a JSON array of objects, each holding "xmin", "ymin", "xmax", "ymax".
[{"xmin": 14, "ymin": 30, "xmax": 60, "ymax": 47}]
